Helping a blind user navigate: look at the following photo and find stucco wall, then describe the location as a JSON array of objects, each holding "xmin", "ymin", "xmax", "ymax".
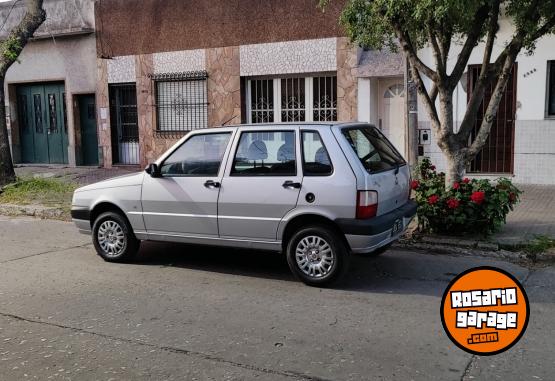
[
  {"xmin": 416, "ymin": 18, "xmax": 555, "ymax": 184},
  {"xmin": 6, "ymin": 34, "xmax": 98, "ymax": 166}
]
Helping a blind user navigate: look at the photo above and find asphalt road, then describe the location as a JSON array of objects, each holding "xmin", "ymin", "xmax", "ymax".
[{"xmin": 0, "ymin": 216, "xmax": 553, "ymax": 380}]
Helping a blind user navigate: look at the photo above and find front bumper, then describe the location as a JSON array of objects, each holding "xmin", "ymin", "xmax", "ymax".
[
  {"xmin": 71, "ymin": 207, "xmax": 92, "ymax": 235},
  {"xmin": 336, "ymin": 200, "xmax": 417, "ymax": 254}
]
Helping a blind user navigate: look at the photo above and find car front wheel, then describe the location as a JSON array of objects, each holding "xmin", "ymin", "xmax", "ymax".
[
  {"xmin": 286, "ymin": 225, "xmax": 349, "ymax": 286},
  {"xmin": 92, "ymin": 211, "xmax": 140, "ymax": 262}
]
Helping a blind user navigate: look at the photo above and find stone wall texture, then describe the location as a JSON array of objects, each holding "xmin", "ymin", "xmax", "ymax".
[
  {"xmin": 96, "ymin": 58, "xmax": 112, "ymax": 167},
  {"xmin": 240, "ymin": 38, "xmax": 336, "ymax": 76},
  {"xmin": 337, "ymin": 37, "xmax": 358, "ymax": 121},
  {"xmin": 107, "ymin": 55, "xmax": 136, "ymax": 83},
  {"xmin": 207, "ymin": 46, "xmax": 241, "ymax": 127},
  {"xmin": 153, "ymin": 49, "xmax": 206, "ymax": 74}
]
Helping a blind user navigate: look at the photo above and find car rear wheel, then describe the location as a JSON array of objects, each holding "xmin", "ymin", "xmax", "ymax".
[
  {"xmin": 286, "ymin": 225, "xmax": 349, "ymax": 286},
  {"xmin": 92, "ymin": 211, "xmax": 140, "ymax": 262}
]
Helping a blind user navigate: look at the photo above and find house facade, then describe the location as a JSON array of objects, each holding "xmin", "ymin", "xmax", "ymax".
[
  {"xmin": 416, "ymin": 18, "xmax": 555, "ymax": 185},
  {"xmin": 2, "ymin": 0, "xmax": 98, "ymax": 166},
  {"xmin": 93, "ymin": 0, "xmax": 368, "ymax": 168}
]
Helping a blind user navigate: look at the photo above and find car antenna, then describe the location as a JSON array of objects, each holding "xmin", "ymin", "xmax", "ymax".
[{"xmin": 221, "ymin": 114, "xmax": 238, "ymax": 126}]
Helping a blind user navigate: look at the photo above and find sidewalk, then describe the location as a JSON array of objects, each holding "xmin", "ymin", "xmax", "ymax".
[{"xmin": 492, "ymin": 184, "xmax": 555, "ymax": 245}]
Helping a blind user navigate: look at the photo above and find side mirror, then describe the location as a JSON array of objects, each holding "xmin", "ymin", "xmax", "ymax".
[{"xmin": 145, "ymin": 163, "xmax": 161, "ymax": 178}]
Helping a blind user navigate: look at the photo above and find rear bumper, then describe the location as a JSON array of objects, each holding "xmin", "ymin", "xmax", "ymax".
[{"xmin": 336, "ymin": 200, "xmax": 417, "ymax": 254}]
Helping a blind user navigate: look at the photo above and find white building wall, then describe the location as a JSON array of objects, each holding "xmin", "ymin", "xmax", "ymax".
[{"xmin": 417, "ymin": 18, "xmax": 555, "ymax": 184}]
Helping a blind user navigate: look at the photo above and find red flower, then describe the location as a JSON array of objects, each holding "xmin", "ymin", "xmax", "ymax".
[
  {"xmin": 430, "ymin": 165, "xmax": 436, "ymax": 171},
  {"xmin": 453, "ymin": 182, "xmax": 460, "ymax": 190},
  {"xmin": 410, "ymin": 180, "xmax": 420, "ymax": 190},
  {"xmin": 463, "ymin": 178, "xmax": 471, "ymax": 184},
  {"xmin": 428, "ymin": 195, "xmax": 439, "ymax": 205},
  {"xmin": 446, "ymin": 198, "xmax": 460, "ymax": 209},
  {"xmin": 470, "ymin": 191, "xmax": 486, "ymax": 205},
  {"xmin": 509, "ymin": 192, "xmax": 517, "ymax": 202}
]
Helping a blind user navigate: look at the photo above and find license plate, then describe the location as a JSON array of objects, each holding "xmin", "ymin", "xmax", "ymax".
[{"xmin": 392, "ymin": 219, "xmax": 403, "ymax": 235}]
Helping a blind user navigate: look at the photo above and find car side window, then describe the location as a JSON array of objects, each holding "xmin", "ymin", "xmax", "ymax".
[
  {"xmin": 160, "ymin": 132, "xmax": 231, "ymax": 176},
  {"xmin": 231, "ymin": 131, "xmax": 296, "ymax": 176},
  {"xmin": 302, "ymin": 131, "xmax": 333, "ymax": 176}
]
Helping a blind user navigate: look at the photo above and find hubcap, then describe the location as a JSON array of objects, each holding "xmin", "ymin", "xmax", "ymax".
[
  {"xmin": 97, "ymin": 220, "xmax": 126, "ymax": 257},
  {"xmin": 295, "ymin": 235, "xmax": 334, "ymax": 278}
]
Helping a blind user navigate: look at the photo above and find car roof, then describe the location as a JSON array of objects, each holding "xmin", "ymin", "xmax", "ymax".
[{"xmin": 198, "ymin": 122, "xmax": 372, "ymax": 131}]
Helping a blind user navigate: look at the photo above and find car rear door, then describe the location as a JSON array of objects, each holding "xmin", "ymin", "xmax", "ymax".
[{"xmin": 217, "ymin": 127, "xmax": 302, "ymax": 240}]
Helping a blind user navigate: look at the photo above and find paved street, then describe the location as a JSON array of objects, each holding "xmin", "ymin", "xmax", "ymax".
[{"xmin": 0, "ymin": 216, "xmax": 553, "ymax": 380}]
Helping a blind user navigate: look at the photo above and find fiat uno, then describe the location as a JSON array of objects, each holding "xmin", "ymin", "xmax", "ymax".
[{"xmin": 72, "ymin": 123, "xmax": 416, "ymax": 286}]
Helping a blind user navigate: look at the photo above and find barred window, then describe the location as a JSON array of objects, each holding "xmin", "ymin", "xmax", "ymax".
[
  {"xmin": 153, "ymin": 72, "xmax": 208, "ymax": 133},
  {"xmin": 246, "ymin": 75, "xmax": 337, "ymax": 124},
  {"xmin": 313, "ymin": 76, "xmax": 337, "ymax": 121}
]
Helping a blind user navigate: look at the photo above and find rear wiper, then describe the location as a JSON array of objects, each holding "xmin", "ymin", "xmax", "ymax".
[{"xmin": 394, "ymin": 163, "xmax": 399, "ymax": 175}]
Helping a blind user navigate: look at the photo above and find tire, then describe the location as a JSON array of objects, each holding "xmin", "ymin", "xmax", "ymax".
[
  {"xmin": 286, "ymin": 225, "xmax": 349, "ymax": 287},
  {"xmin": 92, "ymin": 211, "xmax": 140, "ymax": 262},
  {"xmin": 355, "ymin": 243, "xmax": 393, "ymax": 257}
]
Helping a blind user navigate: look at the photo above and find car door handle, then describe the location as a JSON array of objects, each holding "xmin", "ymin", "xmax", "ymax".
[
  {"xmin": 204, "ymin": 180, "xmax": 221, "ymax": 189},
  {"xmin": 282, "ymin": 181, "xmax": 301, "ymax": 189}
]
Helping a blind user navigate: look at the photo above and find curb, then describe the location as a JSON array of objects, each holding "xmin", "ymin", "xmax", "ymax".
[{"xmin": 0, "ymin": 203, "xmax": 69, "ymax": 221}]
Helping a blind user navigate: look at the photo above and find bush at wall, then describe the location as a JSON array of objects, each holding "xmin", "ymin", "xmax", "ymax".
[{"xmin": 412, "ymin": 158, "xmax": 521, "ymax": 235}]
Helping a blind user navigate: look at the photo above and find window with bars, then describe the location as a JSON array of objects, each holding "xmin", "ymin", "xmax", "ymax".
[
  {"xmin": 153, "ymin": 72, "xmax": 208, "ymax": 133},
  {"xmin": 246, "ymin": 75, "xmax": 337, "ymax": 124}
]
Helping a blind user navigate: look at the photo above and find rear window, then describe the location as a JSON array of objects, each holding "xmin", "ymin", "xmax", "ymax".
[{"xmin": 341, "ymin": 126, "xmax": 406, "ymax": 173}]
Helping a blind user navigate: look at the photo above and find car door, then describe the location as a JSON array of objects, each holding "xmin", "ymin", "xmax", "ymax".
[
  {"xmin": 217, "ymin": 128, "xmax": 303, "ymax": 240},
  {"xmin": 141, "ymin": 131, "xmax": 233, "ymax": 237}
]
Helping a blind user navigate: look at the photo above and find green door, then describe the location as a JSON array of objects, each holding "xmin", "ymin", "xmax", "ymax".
[
  {"xmin": 17, "ymin": 83, "xmax": 68, "ymax": 164},
  {"xmin": 79, "ymin": 95, "xmax": 98, "ymax": 165}
]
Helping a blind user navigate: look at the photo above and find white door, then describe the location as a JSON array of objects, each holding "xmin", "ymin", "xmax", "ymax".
[{"xmin": 378, "ymin": 79, "xmax": 406, "ymax": 157}]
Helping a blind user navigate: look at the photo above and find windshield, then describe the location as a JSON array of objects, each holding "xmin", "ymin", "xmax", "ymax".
[{"xmin": 341, "ymin": 126, "xmax": 406, "ymax": 173}]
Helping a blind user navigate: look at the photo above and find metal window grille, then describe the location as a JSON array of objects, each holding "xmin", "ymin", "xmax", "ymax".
[
  {"xmin": 33, "ymin": 94, "xmax": 43, "ymax": 134},
  {"xmin": 281, "ymin": 77, "xmax": 305, "ymax": 122},
  {"xmin": 313, "ymin": 76, "xmax": 337, "ymax": 121},
  {"xmin": 48, "ymin": 94, "xmax": 57, "ymax": 132},
  {"xmin": 109, "ymin": 83, "xmax": 140, "ymax": 165},
  {"xmin": 250, "ymin": 79, "xmax": 274, "ymax": 123},
  {"xmin": 152, "ymin": 71, "xmax": 208, "ymax": 135},
  {"xmin": 17, "ymin": 94, "xmax": 28, "ymax": 131}
]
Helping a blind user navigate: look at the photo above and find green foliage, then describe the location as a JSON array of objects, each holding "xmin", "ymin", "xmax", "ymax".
[
  {"xmin": 333, "ymin": 0, "xmax": 555, "ymax": 53},
  {"xmin": 412, "ymin": 158, "xmax": 521, "ymax": 235},
  {"xmin": 1, "ymin": 35, "xmax": 22, "ymax": 63},
  {"xmin": 520, "ymin": 235, "xmax": 555, "ymax": 255},
  {"xmin": 0, "ymin": 177, "xmax": 77, "ymax": 207}
]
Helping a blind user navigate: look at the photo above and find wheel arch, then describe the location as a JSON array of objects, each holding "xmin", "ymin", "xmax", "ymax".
[
  {"xmin": 90, "ymin": 201, "xmax": 130, "ymax": 229},
  {"xmin": 280, "ymin": 213, "xmax": 350, "ymax": 252}
]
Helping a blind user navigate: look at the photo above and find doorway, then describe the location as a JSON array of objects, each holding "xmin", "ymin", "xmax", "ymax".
[
  {"xmin": 467, "ymin": 64, "xmax": 516, "ymax": 174},
  {"xmin": 78, "ymin": 94, "xmax": 99, "ymax": 165},
  {"xmin": 378, "ymin": 77, "xmax": 406, "ymax": 157},
  {"xmin": 109, "ymin": 83, "xmax": 140, "ymax": 165},
  {"xmin": 16, "ymin": 82, "xmax": 68, "ymax": 164}
]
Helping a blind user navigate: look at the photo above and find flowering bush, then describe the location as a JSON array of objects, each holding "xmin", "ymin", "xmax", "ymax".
[{"xmin": 413, "ymin": 158, "xmax": 521, "ymax": 235}]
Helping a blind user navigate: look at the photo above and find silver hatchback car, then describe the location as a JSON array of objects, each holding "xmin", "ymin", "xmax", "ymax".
[{"xmin": 72, "ymin": 123, "xmax": 416, "ymax": 286}]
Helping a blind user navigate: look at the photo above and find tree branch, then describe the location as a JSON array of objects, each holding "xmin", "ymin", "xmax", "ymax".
[
  {"xmin": 428, "ymin": 25, "xmax": 446, "ymax": 79},
  {"xmin": 0, "ymin": 0, "xmax": 46, "ymax": 75},
  {"xmin": 448, "ymin": 4, "xmax": 491, "ymax": 90},
  {"xmin": 407, "ymin": 62, "xmax": 441, "ymax": 136},
  {"xmin": 467, "ymin": 52, "xmax": 518, "ymax": 158},
  {"xmin": 390, "ymin": 22, "xmax": 438, "ymax": 81}
]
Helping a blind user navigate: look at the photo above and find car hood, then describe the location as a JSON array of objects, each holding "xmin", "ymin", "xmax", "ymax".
[{"xmin": 75, "ymin": 172, "xmax": 145, "ymax": 192}]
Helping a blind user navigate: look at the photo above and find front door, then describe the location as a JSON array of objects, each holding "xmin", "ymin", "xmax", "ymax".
[
  {"xmin": 109, "ymin": 84, "xmax": 140, "ymax": 165},
  {"xmin": 218, "ymin": 129, "xmax": 302, "ymax": 240},
  {"xmin": 378, "ymin": 78, "xmax": 406, "ymax": 157},
  {"xmin": 79, "ymin": 95, "xmax": 99, "ymax": 165},
  {"xmin": 468, "ymin": 64, "xmax": 516, "ymax": 173},
  {"xmin": 16, "ymin": 83, "xmax": 68, "ymax": 164},
  {"xmin": 141, "ymin": 131, "xmax": 233, "ymax": 237}
]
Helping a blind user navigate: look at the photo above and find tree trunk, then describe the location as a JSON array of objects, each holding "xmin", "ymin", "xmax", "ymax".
[
  {"xmin": 0, "ymin": 76, "xmax": 16, "ymax": 187},
  {"xmin": 445, "ymin": 149, "xmax": 466, "ymax": 186}
]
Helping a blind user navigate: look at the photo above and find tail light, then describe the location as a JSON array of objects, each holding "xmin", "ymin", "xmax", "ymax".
[{"xmin": 356, "ymin": 190, "xmax": 378, "ymax": 219}]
